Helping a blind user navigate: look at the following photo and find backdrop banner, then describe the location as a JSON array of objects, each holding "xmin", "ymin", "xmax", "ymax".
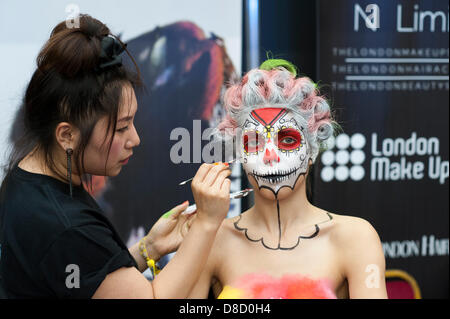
[{"xmin": 316, "ymin": 0, "xmax": 449, "ymax": 298}]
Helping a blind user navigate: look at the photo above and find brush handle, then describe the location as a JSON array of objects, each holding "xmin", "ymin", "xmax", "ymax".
[
  {"xmin": 178, "ymin": 177, "xmax": 194, "ymax": 186},
  {"xmin": 178, "ymin": 159, "xmax": 239, "ymax": 186}
]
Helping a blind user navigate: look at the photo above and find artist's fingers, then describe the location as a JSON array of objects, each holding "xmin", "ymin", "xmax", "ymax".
[
  {"xmin": 203, "ymin": 163, "xmax": 230, "ymax": 187},
  {"xmin": 220, "ymin": 178, "xmax": 231, "ymax": 193},
  {"xmin": 192, "ymin": 163, "xmax": 214, "ymax": 186},
  {"xmin": 211, "ymin": 168, "xmax": 232, "ymax": 192},
  {"xmin": 162, "ymin": 201, "xmax": 189, "ymax": 219}
]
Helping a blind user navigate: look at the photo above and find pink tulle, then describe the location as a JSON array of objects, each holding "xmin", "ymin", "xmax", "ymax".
[{"xmin": 232, "ymin": 273, "xmax": 337, "ymax": 299}]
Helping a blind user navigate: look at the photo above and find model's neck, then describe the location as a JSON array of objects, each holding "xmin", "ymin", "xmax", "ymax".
[{"xmin": 250, "ymin": 177, "xmax": 315, "ymax": 237}]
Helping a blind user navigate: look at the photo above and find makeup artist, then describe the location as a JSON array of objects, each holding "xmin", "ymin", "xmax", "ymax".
[{"xmin": 0, "ymin": 14, "xmax": 231, "ymax": 299}]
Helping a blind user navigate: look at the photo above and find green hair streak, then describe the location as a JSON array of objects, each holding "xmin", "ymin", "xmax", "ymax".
[{"xmin": 259, "ymin": 59, "xmax": 297, "ymax": 78}]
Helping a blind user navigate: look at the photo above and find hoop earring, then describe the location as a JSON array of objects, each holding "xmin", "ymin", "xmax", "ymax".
[{"xmin": 66, "ymin": 148, "xmax": 73, "ymax": 198}]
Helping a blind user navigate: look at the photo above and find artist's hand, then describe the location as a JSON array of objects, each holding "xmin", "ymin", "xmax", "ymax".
[
  {"xmin": 144, "ymin": 201, "xmax": 196, "ymax": 261},
  {"xmin": 191, "ymin": 163, "xmax": 231, "ymax": 228}
]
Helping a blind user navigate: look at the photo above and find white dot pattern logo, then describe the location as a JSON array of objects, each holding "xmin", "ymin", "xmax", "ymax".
[
  {"xmin": 321, "ymin": 166, "xmax": 334, "ymax": 182},
  {"xmin": 336, "ymin": 150, "xmax": 350, "ymax": 165},
  {"xmin": 336, "ymin": 134, "xmax": 350, "ymax": 149},
  {"xmin": 320, "ymin": 133, "xmax": 366, "ymax": 182},
  {"xmin": 350, "ymin": 150, "xmax": 365, "ymax": 165},
  {"xmin": 321, "ymin": 151, "xmax": 335, "ymax": 166}
]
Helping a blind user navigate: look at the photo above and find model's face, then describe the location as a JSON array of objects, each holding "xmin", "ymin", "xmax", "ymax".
[
  {"xmin": 240, "ymin": 108, "xmax": 311, "ymax": 196},
  {"xmin": 83, "ymin": 84, "xmax": 140, "ymax": 177}
]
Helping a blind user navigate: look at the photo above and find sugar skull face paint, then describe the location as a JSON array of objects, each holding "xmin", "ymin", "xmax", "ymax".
[{"xmin": 240, "ymin": 108, "xmax": 311, "ymax": 195}]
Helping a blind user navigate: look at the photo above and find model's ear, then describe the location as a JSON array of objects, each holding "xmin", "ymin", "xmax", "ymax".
[{"xmin": 54, "ymin": 122, "xmax": 80, "ymax": 151}]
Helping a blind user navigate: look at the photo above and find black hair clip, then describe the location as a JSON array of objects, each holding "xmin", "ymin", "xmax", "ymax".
[{"xmin": 98, "ymin": 35, "xmax": 127, "ymax": 70}]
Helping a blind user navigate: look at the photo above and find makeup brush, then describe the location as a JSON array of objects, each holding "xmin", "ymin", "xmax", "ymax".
[{"xmin": 178, "ymin": 158, "xmax": 239, "ymax": 186}]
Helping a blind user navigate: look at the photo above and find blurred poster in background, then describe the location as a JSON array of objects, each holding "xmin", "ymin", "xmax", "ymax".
[
  {"xmin": 316, "ymin": 0, "xmax": 448, "ymax": 298},
  {"xmin": 0, "ymin": 1, "xmax": 242, "ymax": 250}
]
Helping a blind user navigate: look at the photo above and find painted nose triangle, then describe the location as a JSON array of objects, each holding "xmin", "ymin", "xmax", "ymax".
[{"xmin": 263, "ymin": 148, "xmax": 280, "ymax": 165}]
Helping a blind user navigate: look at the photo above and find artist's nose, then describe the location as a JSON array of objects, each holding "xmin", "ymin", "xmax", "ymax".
[
  {"xmin": 126, "ymin": 125, "xmax": 141, "ymax": 148},
  {"xmin": 263, "ymin": 147, "xmax": 280, "ymax": 166}
]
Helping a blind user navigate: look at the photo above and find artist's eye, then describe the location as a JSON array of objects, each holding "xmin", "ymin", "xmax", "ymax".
[
  {"xmin": 117, "ymin": 126, "xmax": 129, "ymax": 133},
  {"xmin": 277, "ymin": 129, "xmax": 301, "ymax": 150},
  {"xmin": 243, "ymin": 131, "xmax": 265, "ymax": 153}
]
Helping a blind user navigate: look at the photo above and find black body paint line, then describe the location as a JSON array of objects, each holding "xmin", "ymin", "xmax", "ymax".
[{"xmin": 233, "ymin": 189, "xmax": 333, "ymax": 251}]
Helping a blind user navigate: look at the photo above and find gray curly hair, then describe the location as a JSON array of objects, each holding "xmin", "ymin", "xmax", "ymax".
[{"xmin": 214, "ymin": 60, "xmax": 336, "ymax": 163}]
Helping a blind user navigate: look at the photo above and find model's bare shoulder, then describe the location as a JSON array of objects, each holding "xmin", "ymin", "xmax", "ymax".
[
  {"xmin": 323, "ymin": 213, "xmax": 387, "ymax": 298},
  {"xmin": 207, "ymin": 215, "xmax": 242, "ymax": 255},
  {"xmin": 313, "ymin": 210, "xmax": 380, "ymax": 249},
  {"xmin": 211, "ymin": 214, "xmax": 251, "ymax": 250},
  {"xmin": 328, "ymin": 213, "xmax": 384, "ymax": 263},
  {"xmin": 220, "ymin": 215, "xmax": 244, "ymax": 238},
  {"xmin": 196, "ymin": 215, "xmax": 242, "ymax": 279}
]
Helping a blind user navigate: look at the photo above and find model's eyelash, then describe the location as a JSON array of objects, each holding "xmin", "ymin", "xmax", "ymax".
[
  {"xmin": 117, "ymin": 126, "xmax": 129, "ymax": 132},
  {"xmin": 281, "ymin": 137, "xmax": 296, "ymax": 143}
]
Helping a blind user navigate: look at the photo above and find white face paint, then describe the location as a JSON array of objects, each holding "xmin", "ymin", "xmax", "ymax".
[{"xmin": 240, "ymin": 108, "xmax": 311, "ymax": 194}]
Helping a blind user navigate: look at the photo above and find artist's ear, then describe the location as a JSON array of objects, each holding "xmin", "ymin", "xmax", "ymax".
[{"xmin": 55, "ymin": 122, "xmax": 80, "ymax": 151}]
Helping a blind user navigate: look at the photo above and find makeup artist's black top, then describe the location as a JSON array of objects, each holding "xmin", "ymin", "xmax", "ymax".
[{"xmin": 0, "ymin": 165, "xmax": 137, "ymax": 299}]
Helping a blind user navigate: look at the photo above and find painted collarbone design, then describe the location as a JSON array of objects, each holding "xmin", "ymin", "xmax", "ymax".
[{"xmin": 233, "ymin": 213, "xmax": 333, "ymax": 250}]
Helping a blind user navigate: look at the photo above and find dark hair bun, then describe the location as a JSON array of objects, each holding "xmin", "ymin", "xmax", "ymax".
[{"xmin": 39, "ymin": 14, "xmax": 111, "ymax": 77}]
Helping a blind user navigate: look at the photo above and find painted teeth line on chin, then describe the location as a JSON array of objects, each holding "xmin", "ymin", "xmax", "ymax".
[
  {"xmin": 253, "ymin": 167, "xmax": 298, "ymax": 177},
  {"xmin": 252, "ymin": 167, "xmax": 298, "ymax": 184}
]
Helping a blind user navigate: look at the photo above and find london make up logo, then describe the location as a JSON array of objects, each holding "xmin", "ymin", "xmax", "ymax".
[
  {"xmin": 320, "ymin": 133, "xmax": 366, "ymax": 182},
  {"xmin": 320, "ymin": 132, "xmax": 449, "ymax": 184}
]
